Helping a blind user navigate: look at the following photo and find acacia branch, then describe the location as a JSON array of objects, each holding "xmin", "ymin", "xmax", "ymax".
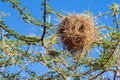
[
  {"xmin": 113, "ymin": 70, "xmax": 117, "ymax": 80},
  {"xmin": 58, "ymin": 56, "xmax": 72, "ymax": 71},
  {"xmin": 47, "ymin": 11, "xmax": 64, "ymax": 19},
  {"xmin": 6, "ymin": 0, "xmax": 44, "ymax": 27},
  {"xmin": 0, "ymin": 24, "xmax": 41, "ymax": 43},
  {"xmin": 89, "ymin": 41, "xmax": 120, "ymax": 79},
  {"xmin": 101, "ymin": 40, "xmax": 120, "ymax": 67},
  {"xmin": 94, "ymin": 12, "xmax": 110, "ymax": 20},
  {"xmin": 113, "ymin": 14, "xmax": 119, "ymax": 32},
  {"xmin": 37, "ymin": 54, "xmax": 68, "ymax": 80},
  {"xmin": 54, "ymin": 61, "xmax": 68, "ymax": 80},
  {"xmin": 89, "ymin": 70, "xmax": 106, "ymax": 80},
  {"xmin": 0, "ymin": 27, "xmax": 2, "ymax": 41},
  {"xmin": 41, "ymin": 0, "xmax": 47, "ymax": 46}
]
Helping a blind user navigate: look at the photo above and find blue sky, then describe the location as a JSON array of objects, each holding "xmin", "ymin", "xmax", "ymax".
[{"xmin": 0, "ymin": 0, "xmax": 120, "ymax": 78}]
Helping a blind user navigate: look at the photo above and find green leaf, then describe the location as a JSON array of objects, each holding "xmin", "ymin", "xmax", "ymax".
[
  {"xmin": 14, "ymin": 1, "xmax": 20, "ymax": 5},
  {"xmin": 109, "ymin": 3, "xmax": 119, "ymax": 16}
]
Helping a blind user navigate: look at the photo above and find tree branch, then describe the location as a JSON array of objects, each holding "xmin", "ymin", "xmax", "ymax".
[
  {"xmin": 113, "ymin": 14, "xmax": 119, "ymax": 32},
  {"xmin": 89, "ymin": 70, "xmax": 106, "ymax": 80},
  {"xmin": 6, "ymin": 0, "xmax": 44, "ymax": 27},
  {"xmin": 0, "ymin": 27, "xmax": 2, "ymax": 41},
  {"xmin": 101, "ymin": 40, "xmax": 120, "ymax": 68},
  {"xmin": 0, "ymin": 24, "xmax": 41, "ymax": 43},
  {"xmin": 41, "ymin": 0, "xmax": 47, "ymax": 46},
  {"xmin": 54, "ymin": 61, "xmax": 68, "ymax": 80}
]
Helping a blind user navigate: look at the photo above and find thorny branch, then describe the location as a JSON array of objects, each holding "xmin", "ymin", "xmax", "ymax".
[
  {"xmin": 41, "ymin": 0, "xmax": 47, "ymax": 46},
  {"xmin": 47, "ymin": 11, "xmax": 64, "ymax": 19},
  {"xmin": 113, "ymin": 66, "xmax": 117, "ymax": 80},
  {"xmin": 0, "ymin": 1, "xmax": 120, "ymax": 79},
  {"xmin": 53, "ymin": 61, "xmax": 68, "ymax": 80},
  {"xmin": 101, "ymin": 41, "xmax": 120, "ymax": 68},
  {"xmin": 89, "ymin": 70, "xmax": 106, "ymax": 80},
  {"xmin": 89, "ymin": 41, "xmax": 120, "ymax": 79},
  {"xmin": 0, "ymin": 25, "xmax": 41, "ymax": 43},
  {"xmin": 94, "ymin": 12, "xmax": 110, "ymax": 20},
  {"xmin": 113, "ymin": 14, "xmax": 119, "ymax": 32},
  {"xmin": 37, "ymin": 53, "xmax": 69, "ymax": 79},
  {"xmin": 58, "ymin": 56, "xmax": 72, "ymax": 70},
  {"xmin": 89, "ymin": 35, "xmax": 120, "ymax": 80},
  {"xmin": 8, "ymin": 0, "xmax": 44, "ymax": 27},
  {"xmin": 0, "ymin": 27, "xmax": 2, "ymax": 41}
]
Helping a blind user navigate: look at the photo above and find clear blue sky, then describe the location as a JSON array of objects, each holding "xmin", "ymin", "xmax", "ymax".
[{"xmin": 0, "ymin": 0, "xmax": 120, "ymax": 78}]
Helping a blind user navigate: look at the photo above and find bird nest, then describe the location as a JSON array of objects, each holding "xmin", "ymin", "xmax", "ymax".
[{"xmin": 58, "ymin": 14, "xmax": 97, "ymax": 53}]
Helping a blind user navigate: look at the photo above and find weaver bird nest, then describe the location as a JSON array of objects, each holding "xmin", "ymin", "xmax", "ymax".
[{"xmin": 58, "ymin": 14, "xmax": 97, "ymax": 53}]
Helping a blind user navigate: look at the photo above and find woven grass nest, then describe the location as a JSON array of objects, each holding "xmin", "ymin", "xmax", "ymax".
[{"xmin": 58, "ymin": 14, "xmax": 97, "ymax": 53}]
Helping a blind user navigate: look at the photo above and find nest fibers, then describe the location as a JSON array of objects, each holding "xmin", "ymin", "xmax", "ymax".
[{"xmin": 58, "ymin": 14, "xmax": 97, "ymax": 54}]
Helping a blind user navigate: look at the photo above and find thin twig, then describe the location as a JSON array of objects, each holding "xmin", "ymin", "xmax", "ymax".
[
  {"xmin": 89, "ymin": 70, "xmax": 106, "ymax": 80},
  {"xmin": 54, "ymin": 61, "xmax": 68, "ymax": 80},
  {"xmin": 0, "ymin": 25, "xmax": 41, "ymax": 43},
  {"xmin": 94, "ymin": 12, "xmax": 110, "ymax": 20},
  {"xmin": 0, "ymin": 27, "xmax": 2, "ymax": 41},
  {"xmin": 8, "ymin": 0, "xmax": 44, "ymax": 27},
  {"xmin": 47, "ymin": 11, "xmax": 64, "ymax": 19},
  {"xmin": 101, "ymin": 41, "xmax": 120, "ymax": 68},
  {"xmin": 38, "ymin": 54, "xmax": 68, "ymax": 80},
  {"xmin": 90, "ymin": 41, "xmax": 120, "ymax": 79},
  {"xmin": 113, "ymin": 14, "xmax": 119, "ymax": 32},
  {"xmin": 41, "ymin": 0, "xmax": 47, "ymax": 46},
  {"xmin": 58, "ymin": 56, "xmax": 72, "ymax": 70},
  {"xmin": 113, "ymin": 66, "xmax": 117, "ymax": 80}
]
